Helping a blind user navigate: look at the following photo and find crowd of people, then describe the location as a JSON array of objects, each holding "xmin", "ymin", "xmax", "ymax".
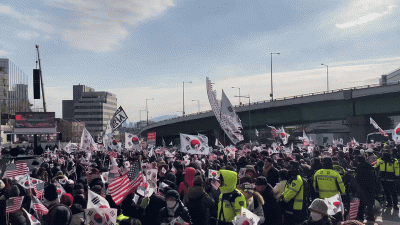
[{"xmin": 0, "ymin": 140, "xmax": 399, "ymax": 225}]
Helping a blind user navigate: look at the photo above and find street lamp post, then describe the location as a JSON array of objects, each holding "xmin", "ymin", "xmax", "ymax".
[
  {"xmin": 271, "ymin": 53, "xmax": 280, "ymax": 101},
  {"xmin": 183, "ymin": 81, "xmax": 192, "ymax": 116},
  {"xmin": 139, "ymin": 109, "xmax": 146, "ymax": 128},
  {"xmin": 146, "ymin": 98, "xmax": 154, "ymax": 126},
  {"xmin": 321, "ymin": 63, "xmax": 329, "ymax": 92},
  {"xmin": 192, "ymin": 100, "xmax": 200, "ymax": 113},
  {"xmin": 232, "ymin": 87, "xmax": 241, "ymax": 105},
  {"xmin": 235, "ymin": 95, "xmax": 251, "ymax": 141}
]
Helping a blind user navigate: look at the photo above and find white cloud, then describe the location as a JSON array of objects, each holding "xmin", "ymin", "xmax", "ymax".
[
  {"xmin": 0, "ymin": 4, "xmax": 54, "ymax": 32},
  {"xmin": 49, "ymin": 0, "xmax": 175, "ymax": 52},
  {"xmin": 17, "ymin": 31, "xmax": 40, "ymax": 40},
  {"xmin": 0, "ymin": 1, "xmax": 175, "ymax": 52},
  {"xmin": 335, "ymin": 1, "xmax": 397, "ymax": 28}
]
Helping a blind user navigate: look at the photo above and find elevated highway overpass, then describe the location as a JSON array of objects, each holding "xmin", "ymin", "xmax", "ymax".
[{"xmin": 141, "ymin": 82, "xmax": 400, "ymax": 145}]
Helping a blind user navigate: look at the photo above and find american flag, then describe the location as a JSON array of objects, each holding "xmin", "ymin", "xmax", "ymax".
[
  {"xmin": 6, "ymin": 196, "xmax": 24, "ymax": 213},
  {"xmin": 31, "ymin": 195, "xmax": 49, "ymax": 215},
  {"xmin": 347, "ymin": 198, "xmax": 360, "ymax": 220},
  {"xmin": 4, "ymin": 161, "xmax": 27, "ymax": 178},
  {"xmin": 267, "ymin": 125, "xmax": 278, "ymax": 138},
  {"xmin": 211, "ymin": 180, "xmax": 220, "ymax": 190},
  {"xmin": 34, "ymin": 181, "xmax": 45, "ymax": 199},
  {"xmin": 109, "ymin": 161, "xmax": 143, "ymax": 205}
]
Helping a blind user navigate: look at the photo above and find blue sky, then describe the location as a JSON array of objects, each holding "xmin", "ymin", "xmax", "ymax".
[{"xmin": 1, "ymin": 0, "xmax": 400, "ymax": 123}]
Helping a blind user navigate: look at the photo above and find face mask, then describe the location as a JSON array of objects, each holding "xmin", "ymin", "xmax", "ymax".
[
  {"xmin": 310, "ymin": 211, "xmax": 323, "ymax": 221},
  {"xmin": 166, "ymin": 200, "xmax": 177, "ymax": 208}
]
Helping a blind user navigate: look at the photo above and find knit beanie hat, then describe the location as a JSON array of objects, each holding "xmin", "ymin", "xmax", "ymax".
[
  {"xmin": 60, "ymin": 193, "xmax": 74, "ymax": 207},
  {"xmin": 308, "ymin": 198, "xmax": 328, "ymax": 216},
  {"xmin": 44, "ymin": 184, "xmax": 58, "ymax": 201},
  {"xmin": 165, "ymin": 189, "xmax": 180, "ymax": 201}
]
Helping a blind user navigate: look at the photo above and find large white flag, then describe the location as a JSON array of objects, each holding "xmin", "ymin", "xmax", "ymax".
[
  {"xmin": 207, "ymin": 77, "xmax": 244, "ymax": 144},
  {"xmin": 87, "ymin": 190, "xmax": 110, "ymax": 208},
  {"xmin": 393, "ymin": 122, "xmax": 400, "ymax": 144},
  {"xmin": 180, "ymin": 133, "xmax": 210, "ymax": 155},
  {"xmin": 125, "ymin": 133, "xmax": 141, "ymax": 151},
  {"xmin": 80, "ymin": 128, "xmax": 98, "ymax": 152}
]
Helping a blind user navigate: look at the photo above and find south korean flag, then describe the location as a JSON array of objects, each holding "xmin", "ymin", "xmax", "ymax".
[
  {"xmin": 180, "ymin": 133, "xmax": 210, "ymax": 155},
  {"xmin": 125, "ymin": 133, "xmax": 141, "ymax": 151},
  {"xmin": 87, "ymin": 190, "xmax": 110, "ymax": 209},
  {"xmin": 85, "ymin": 208, "xmax": 117, "ymax": 225}
]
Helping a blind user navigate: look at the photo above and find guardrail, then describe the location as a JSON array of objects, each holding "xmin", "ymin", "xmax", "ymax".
[{"xmin": 143, "ymin": 81, "xmax": 400, "ymax": 128}]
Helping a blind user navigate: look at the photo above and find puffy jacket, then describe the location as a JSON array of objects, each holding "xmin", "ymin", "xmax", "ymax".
[
  {"xmin": 217, "ymin": 170, "xmax": 247, "ymax": 223},
  {"xmin": 283, "ymin": 174, "xmax": 304, "ymax": 210},
  {"xmin": 183, "ymin": 186, "xmax": 217, "ymax": 225},
  {"xmin": 374, "ymin": 157, "xmax": 400, "ymax": 181},
  {"xmin": 157, "ymin": 202, "xmax": 192, "ymax": 224},
  {"xmin": 313, "ymin": 169, "xmax": 345, "ymax": 198}
]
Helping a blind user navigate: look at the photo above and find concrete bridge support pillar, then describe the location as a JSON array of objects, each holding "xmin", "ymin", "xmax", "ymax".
[{"xmin": 347, "ymin": 116, "xmax": 369, "ymax": 143}]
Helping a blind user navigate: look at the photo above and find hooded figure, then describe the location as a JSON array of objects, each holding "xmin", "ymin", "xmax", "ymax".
[
  {"xmin": 217, "ymin": 170, "xmax": 247, "ymax": 223},
  {"xmin": 178, "ymin": 167, "xmax": 196, "ymax": 200},
  {"xmin": 183, "ymin": 176, "xmax": 217, "ymax": 225}
]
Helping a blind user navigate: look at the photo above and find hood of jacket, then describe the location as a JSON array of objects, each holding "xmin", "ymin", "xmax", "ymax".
[
  {"xmin": 186, "ymin": 186, "xmax": 206, "ymax": 199},
  {"xmin": 218, "ymin": 170, "xmax": 237, "ymax": 194},
  {"xmin": 184, "ymin": 167, "xmax": 196, "ymax": 187}
]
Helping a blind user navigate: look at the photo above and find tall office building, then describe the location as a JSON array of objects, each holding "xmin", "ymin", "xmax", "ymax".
[
  {"xmin": 0, "ymin": 58, "xmax": 30, "ymax": 125},
  {"xmin": 62, "ymin": 85, "xmax": 117, "ymax": 139}
]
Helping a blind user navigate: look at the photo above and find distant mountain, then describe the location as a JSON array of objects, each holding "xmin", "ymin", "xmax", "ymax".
[{"xmin": 151, "ymin": 115, "xmax": 179, "ymax": 122}]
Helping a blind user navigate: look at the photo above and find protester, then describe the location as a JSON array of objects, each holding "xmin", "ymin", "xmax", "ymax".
[
  {"xmin": 183, "ymin": 175, "xmax": 216, "ymax": 225},
  {"xmin": 2, "ymin": 131, "xmax": 400, "ymax": 225},
  {"xmin": 157, "ymin": 189, "xmax": 191, "ymax": 224}
]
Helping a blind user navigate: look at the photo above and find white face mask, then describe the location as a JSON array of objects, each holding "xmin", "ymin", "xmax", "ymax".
[
  {"xmin": 166, "ymin": 200, "xmax": 177, "ymax": 208},
  {"xmin": 310, "ymin": 211, "xmax": 323, "ymax": 221}
]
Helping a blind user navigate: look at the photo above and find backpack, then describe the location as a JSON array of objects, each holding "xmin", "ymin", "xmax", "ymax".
[{"xmin": 186, "ymin": 193, "xmax": 207, "ymax": 225}]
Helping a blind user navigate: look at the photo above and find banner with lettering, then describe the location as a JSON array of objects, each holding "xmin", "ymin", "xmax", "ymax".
[{"xmin": 110, "ymin": 106, "xmax": 128, "ymax": 133}]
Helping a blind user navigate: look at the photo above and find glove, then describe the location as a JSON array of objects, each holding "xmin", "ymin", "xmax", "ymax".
[{"xmin": 140, "ymin": 197, "xmax": 150, "ymax": 209}]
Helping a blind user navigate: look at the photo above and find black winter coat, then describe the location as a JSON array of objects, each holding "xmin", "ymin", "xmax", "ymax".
[
  {"xmin": 354, "ymin": 161, "xmax": 377, "ymax": 202},
  {"xmin": 158, "ymin": 203, "xmax": 192, "ymax": 224}
]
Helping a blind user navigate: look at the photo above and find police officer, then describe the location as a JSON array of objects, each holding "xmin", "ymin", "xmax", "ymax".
[
  {"xmin": 313, "ymin": 157, "xmax": 345, "ymax": 199},
  {"xmin": 217, "ymin": 169, "xmax": 247, "ymax": 225},
  {"xmin": 374, "ymin": 151, "xmax": 399, "ymax": 210},
  {"xmin": 282, "ymin": 161, "xmax": 305, "ymax": 225}
]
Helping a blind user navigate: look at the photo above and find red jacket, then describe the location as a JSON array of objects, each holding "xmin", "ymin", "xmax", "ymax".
[{"xmin": 178, "ymin": 167, "xmax": 196, "ymax": 198}]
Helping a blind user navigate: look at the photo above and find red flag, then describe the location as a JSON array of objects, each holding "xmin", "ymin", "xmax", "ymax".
[
  {"xmin": 4, "ymin": 162, "xmax": 27, "ymax": 178},
  {"xmin": 6, "ymin": 196, "xmax": 24, "ymax": 213},
  {"xmin": 109, "ymin": 161, "xmax": 143, "ymax": 205}
]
